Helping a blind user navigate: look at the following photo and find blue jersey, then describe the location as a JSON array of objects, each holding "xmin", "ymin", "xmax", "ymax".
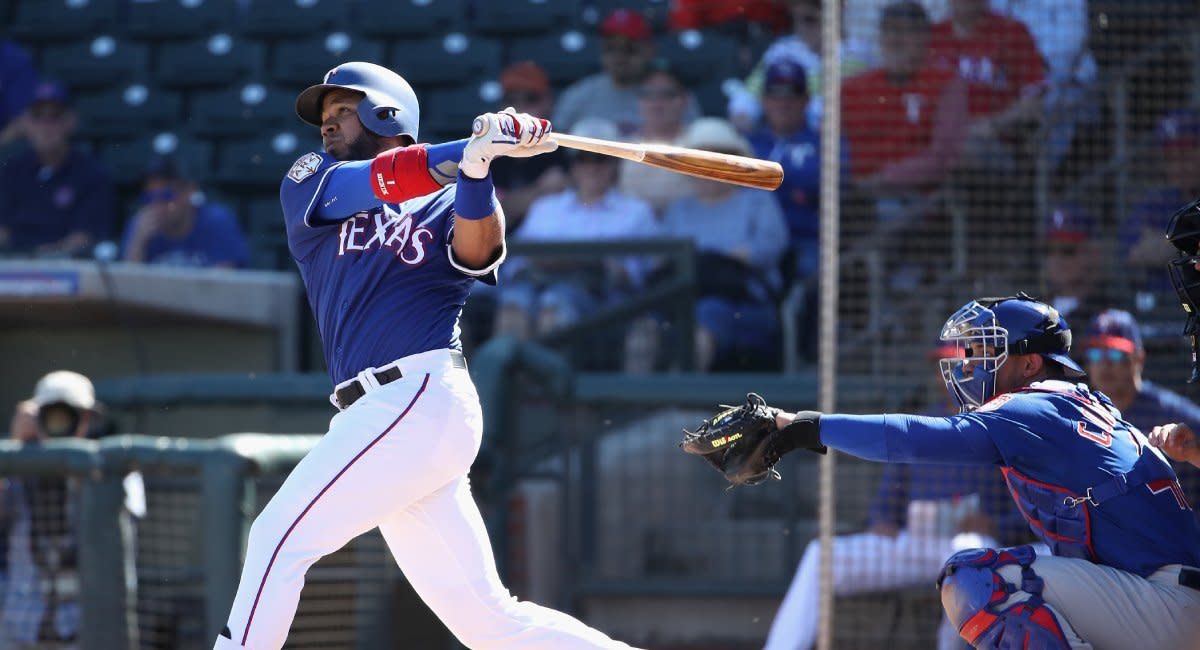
[
  {"xmin": 279, "ymin": 151, "xmax": 496, "ymax": 385},
  {"xmin": 822, "ymin": 380, "xmax": 1200, "ymax": 577},
  {"xmin": 120, "ymin": 201, "xmax": 249, "ymax": 268}
]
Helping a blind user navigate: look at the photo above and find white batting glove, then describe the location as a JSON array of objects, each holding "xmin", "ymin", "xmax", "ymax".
[{"xmin": 460, "ymin": 110, "xmax": 558, "ymax": 179}]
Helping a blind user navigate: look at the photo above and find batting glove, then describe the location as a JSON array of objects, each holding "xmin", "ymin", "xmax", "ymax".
[{"xmin": 461, "ymin": 110, "xmax": 558, "ymax": 179}]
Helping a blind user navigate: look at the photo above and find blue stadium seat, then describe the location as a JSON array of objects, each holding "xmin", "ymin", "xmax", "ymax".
[
  {"xmin": 242, "ymin": 0, "xmax": 344, "ymax": 38},
  {"xmin": 189, "ymin": 82, "xmax": 296, "ymax": 138},
  {"xmin": 39, "ymin": 36, "xmax": 150, "ymax": 91},
  {"xmin": 507, "ymin": 30, "xmax": 601, "ymax": 86},
  {"xmin": 98, "ymin": 132, "xmax": 215, "ymax": 187},
  {"xmin": 242, "ymin": 194, "xmax": 289, "ymax": 269},
  {"xmin": 156, "ymin": 34, "xmax": 267, "ymax": 89},
  {"xmin": 269, "ymin": 33, "xmax": 386, "ymax": 87},
  {"xmin": 470, "ymin": 0, "xmax": 577, "ymax": 35},
  {"xmin": 389, "ymin": 34, "xmax": 502, "ymax": 89},
  {"xmin": 10, "ymin": 0, "xmax": 121, "ymax": 43},
  {"xmin": 126, "ymin": 0, "xmax": 240, "ymax": 41},
  {"xmin": 655, "ymin": 29, "xmax": 742, "ymax": 86},
  {"xmin": 422, "ymin": 82, "xmax": 501, "ymax": 144},
  {"xmin": 354, "ymin": 0, "xmax": 466, "ymax": 38},
  {"xmin": 73, "ymin": 84, "xmax": 184, "ymax": 139},
  {"xmin": 213, "ymin": 129, "xmax": 318, "ymax": 189}
]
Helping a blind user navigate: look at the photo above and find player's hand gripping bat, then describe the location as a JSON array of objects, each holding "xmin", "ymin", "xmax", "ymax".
[{"xmin": 471, "ymin": 117, "xmax": 784, "ymax": 191}]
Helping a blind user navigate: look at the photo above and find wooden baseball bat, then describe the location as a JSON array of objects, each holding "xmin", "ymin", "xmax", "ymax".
[{"xmin": 471, "ymin": 117, "xmax": 784, "ymax": 191}]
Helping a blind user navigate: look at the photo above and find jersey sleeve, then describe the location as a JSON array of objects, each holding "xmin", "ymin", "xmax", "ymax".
[
  {"xmin": 279, "ymin": 151, "xmax": 351, "ymax": 230},
  {"xmin": 820, "ymin": 412, "xmax": 1005, "ymax": 465}
]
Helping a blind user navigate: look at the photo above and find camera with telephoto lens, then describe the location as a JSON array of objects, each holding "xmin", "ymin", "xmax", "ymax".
[{"xmin": 36, "ymin": 401, "xmax": 82, "ymax": 438}]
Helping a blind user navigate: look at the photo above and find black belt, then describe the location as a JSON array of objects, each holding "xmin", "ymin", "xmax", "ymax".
[
  {"xmin": 334, "ymin": 350, "xmax": 466, "ymax": 410},
  {"xmin": 1181, "ymin": 567, "xmax": 1200, "ymax": 592}
]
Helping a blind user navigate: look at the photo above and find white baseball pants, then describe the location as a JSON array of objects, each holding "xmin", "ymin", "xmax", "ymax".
[
  {"xmin": 213, "ymin": 349, "xmax": 637, "ymax": 650},
  {"xmin": 763, "ymin": 530, "xmax": 994, "ymax": 650}
]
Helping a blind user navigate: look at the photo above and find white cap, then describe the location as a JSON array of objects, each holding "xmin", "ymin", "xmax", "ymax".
[
  {"xmin": 32, "ymin": 371, "xmax": 95, "ymax": 410},
  {"xmin": 679, "ymin": 117, "xmax": 752, "ymax": 157}
]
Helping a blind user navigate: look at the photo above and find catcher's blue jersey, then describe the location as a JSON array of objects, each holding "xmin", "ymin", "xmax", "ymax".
[
  {"xmin": 822, "ymin": 379, "xmax": 1200, "ymax": 577},
  {"xmin": 279, "ymin": 151, "xmax": 496, "ymax": 385}
]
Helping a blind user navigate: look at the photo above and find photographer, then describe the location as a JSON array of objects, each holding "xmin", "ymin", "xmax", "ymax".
[{"xmin": 1, "ymin": 371, "xmax": 143, "ymax": 649}]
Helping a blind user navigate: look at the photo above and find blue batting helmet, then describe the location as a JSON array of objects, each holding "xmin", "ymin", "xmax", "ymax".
[
  {"xmin": 295, "ymin": 61, "xmax": 419, "ymax": 140},
  {"xmin": 938, "ymin": 292, "xmax": 1085, "ymax": 412}
]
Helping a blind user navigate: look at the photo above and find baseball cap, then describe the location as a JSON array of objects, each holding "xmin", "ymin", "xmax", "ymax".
[
  {"xmin": 30, "ymin": 80, "xmax": 72, "ymax": 108},
  {"xmin": 1158, "ymin": 108, "xmax": 1200, "ymax": 148},
  {"xmin": 764, "ymin": 59, "xmax": 808, "ymax": 97},
  {"xmin": 1044, "ymin": 204, "xmax": 1096, "ymax": 244},
  {"xmin": 32, "ymin": 371, "xmax": 95, "ymax": 410},
  {"xmin": 679, "ymin": 117, "xmax": 752, "ymax": 157},
  {"xmin": 600, "ymin": 9, "xmax": 651, "ymax": 41},
  {"xmin": 500, "ymin": 61, "xmax": 549, "ymax": 96},
  {"xmin": 1085, "ymin": 309, "xmax": 1143, "ymax": 353}
]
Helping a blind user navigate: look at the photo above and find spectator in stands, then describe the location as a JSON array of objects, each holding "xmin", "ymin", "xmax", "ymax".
[
  {"xmin": 120, "ymin": 153, "xmax": 248, "ymax": 269},
  {"xmin": 0, "ymin": 81, "xmax": 115, "ymax": 259},
  {"xmin": 0, "ymin": 39, "xmax": 38, "ymax": 150},
  {"xmin": 747, "ymin": 59, "xmax": 837, "ymax": 281},
  {"xmin": 1081, "ymin": 309, "xmax": 1200, "ymax": 517},
  {"xmin": 1042, "ymin": 203, "xmax": 1110, "ymax": 332},
  {"xmin": 618, "ymin": 59, "xmax": 694, "ymax": 215},
  {"xmin": 727, "ymin": 0, "xmax": 875, "ymax": 132},
  {"xmin": 1, "ymin": 371, "xmax": 144, "ymax": 649},
  {"xmin": 763, "ymin": 343, "xmax": 1024, "ymax": 650},
  {"xmin": 494, "ymin": 118, "xmax": 657, "ymax": 340},
  {"xmin": 841, "ymin": 1, "xmax": 968, "ymax": 198},
  {"xmin": 554, "ymin": 9, "xmax": 701, "ymax": 136},
  {"xmin": 636, "ymin": 118, "xmax": 789, "ymax": 372},
  {"xmin": 1121, "ymin": 109, "xmax": 1200, "ymax": 305},
  {"xmin": 489, "ymin": 61, "xmax": 568, "ymax": 231}
]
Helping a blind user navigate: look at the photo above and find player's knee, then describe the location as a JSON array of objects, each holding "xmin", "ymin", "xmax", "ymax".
[{"xmin": 936, "ymin": 546, "xmax": 1072, "ymax": 650}]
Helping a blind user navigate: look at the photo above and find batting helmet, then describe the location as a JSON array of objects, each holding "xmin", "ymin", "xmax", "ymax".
[
  {"xmin": 938, "ymin": 293, "xmax": 1085, "ymax": 412},
  {"xmin": 295, "ymin": 61, "xmax": 419, "ymax": 140}
]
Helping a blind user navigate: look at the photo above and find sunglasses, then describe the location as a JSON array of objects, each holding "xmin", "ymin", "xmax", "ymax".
[
  {"xmin": 1085, "ymin": 348, "xmax": 1131, "ymax": 364},
  {"xmin": 139, "ymin": 188, "xmax": 177, "ymax": 205}
]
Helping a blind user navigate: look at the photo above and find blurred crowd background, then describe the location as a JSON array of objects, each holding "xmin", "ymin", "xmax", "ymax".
[{"xmin": 2, "ymin": 0, "xmax": 1200, "ymax": 649}]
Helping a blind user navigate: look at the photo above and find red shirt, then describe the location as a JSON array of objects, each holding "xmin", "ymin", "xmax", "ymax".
[
  {"xmin": 929, "ymin": 12, "xmax": 1045, "ymax": 118},
  {"xmin": 841, "ymin": 64, "xmax": 959, "ymax": 179}
]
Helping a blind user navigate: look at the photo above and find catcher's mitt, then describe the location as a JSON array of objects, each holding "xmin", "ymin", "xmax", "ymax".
[{"xmin": 680, "ymin": 393, "xmax": 783, "ymax": 487}]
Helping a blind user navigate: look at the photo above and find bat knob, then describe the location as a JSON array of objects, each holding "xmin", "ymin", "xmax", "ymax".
[{"xmin": 472, "ymin": 116, "xmax": 488, "ymax": 137}]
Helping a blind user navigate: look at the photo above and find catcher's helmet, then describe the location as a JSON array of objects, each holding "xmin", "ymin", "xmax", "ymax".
[
  {"xmin": 295, "ymin": 61, "xmax": 419, "ymax": 140},
  {"xmin": 938, "ymin": 293, "xmax": 1085, "ymax": 412}
]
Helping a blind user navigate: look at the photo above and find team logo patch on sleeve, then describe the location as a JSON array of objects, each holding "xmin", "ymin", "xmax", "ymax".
[{"xmin": 287, "ymin": 153, "xmax": 324, "ymax": 183}]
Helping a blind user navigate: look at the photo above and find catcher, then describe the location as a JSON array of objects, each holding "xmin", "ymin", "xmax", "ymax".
[{"xmin": 682, "ymin": 293, "xmax": 1200, "ymax": 650}]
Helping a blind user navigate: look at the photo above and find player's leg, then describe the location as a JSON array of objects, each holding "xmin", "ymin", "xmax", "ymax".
[
  {"xmin": 378, "ymin": 475, "xmax": 639, "ymax": 650},
  {"xmin": 217, "ymin": 373, "xmax": 471, "ymax": 650},
  {"xmin": 999, "ymin": 553, "xmax": 1200, "ymax": 650}
]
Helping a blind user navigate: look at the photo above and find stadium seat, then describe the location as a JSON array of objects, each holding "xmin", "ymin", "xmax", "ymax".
[
  {"xmin": 423, "ymin": 82, "xmax": 502, "ymax": 143},
  {"xmin": 582, "ymin": 0, "xmax": 670, "ymax": 29},
  {"xmin": 242, "ymin": 194, "xmax": 290, "ymax": 270},
  {"xmin": 389, "ymin": 34, "xmax": 502, "ymax": 89},
  {"xmin": 212, "ymin": 129, "xmax": 318, "ymax": 189},
  {"xmin": 354, "ymin": 0, "xmax": 466, "ymax": 38},
  {"xmin": 269, "ymin": 34, "xmax": 386, "ymax": 87},
  {"xmin": 189, "ymin": 83, "xmax": 296, "ymax": 138},
  {"xmin": 125, "ymin": 0, "xmax": 240, "ymax": 41},
  {"xmin": 98, "ymin": 132, "xmax": 215, "ymax": 187},
  {"xmin": 73, "ymin": 84, "xmax": 184, "ymax": 139},
  {"xmin": 507, "ymin": 30, "xmax": 601, "ymax": 86},
  {"xmin": 10, "ymin": 0, "xmax": 122, "ymax": 44},
  {"xmin": 470, "ymin": 0, "xmax": 577, "ymax": 36},
  {"xmin": 39, "ymin": 36, "xmax": 150, "ymax": 91},
  {"xmin": 242, "ymin": 0, "xmax": 345, "ymax": 39},
  {"xmin": 155, "ymin": 34, "xmax": 267, "ymax": 89},
  {"xmin": 655, "ymin": 29, "xmax": 742, "ymax": 86}
]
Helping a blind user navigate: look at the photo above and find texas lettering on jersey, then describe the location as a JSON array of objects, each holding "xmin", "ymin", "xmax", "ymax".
[{"xmin": 335, "ymin": 207, "xmax": 435, "ymax": 265}]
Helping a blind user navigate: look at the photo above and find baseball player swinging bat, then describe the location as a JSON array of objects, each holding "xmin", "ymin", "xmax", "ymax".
[{"xmin": 472, "ymin": 117, "xmax": 785, "ymax": 191}]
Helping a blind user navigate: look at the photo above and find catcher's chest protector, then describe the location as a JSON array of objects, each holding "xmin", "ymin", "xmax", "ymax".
[{"xmin": 1001, "ymin": 466, "xmax": 1093, "ymax": 561}]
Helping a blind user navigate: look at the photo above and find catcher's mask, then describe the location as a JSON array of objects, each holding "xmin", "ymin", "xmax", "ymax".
[
  {"xmin": 1165, "ymin": 197, "xmax": 1200, "ymax": 381},
  {"xmin": 939, "ymin": 293, "xmax": 1084, "ymax": 412}
]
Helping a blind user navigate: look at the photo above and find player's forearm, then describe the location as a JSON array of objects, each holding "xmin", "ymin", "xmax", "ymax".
[
  {"xmin": 317, "ymin": 140, "xmax": 469, "ymax": 221},
  {"xmin": 450, "ymin": 172, "xmax": 504, "ymax": 269},
  {"xmin": 817, "ymin": 413, "xmax": 1001, "ymax": 465}
]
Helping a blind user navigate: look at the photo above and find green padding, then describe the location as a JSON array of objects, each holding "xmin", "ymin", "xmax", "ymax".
[{"xmin": 96, "ymin": 373, "xmax": 332, "ymax": 407}]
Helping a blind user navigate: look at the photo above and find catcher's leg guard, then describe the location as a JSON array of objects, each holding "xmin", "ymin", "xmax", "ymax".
[{"xmin": 937, "ymin": 545, "xmax": 1072, "ymax": 650}]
